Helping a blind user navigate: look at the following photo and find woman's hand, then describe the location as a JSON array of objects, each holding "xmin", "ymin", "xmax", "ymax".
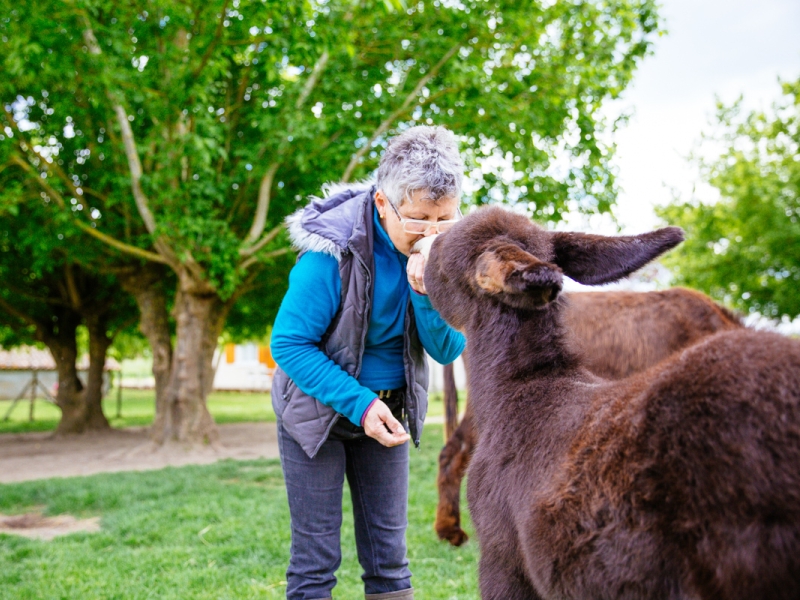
[
  {"xmin": 406, "ymin": 252, "xmax": 427, "ymax": 295},
  {"xmin": 363, "ymin": 399, "xmax": 410, "ymax": 447}
]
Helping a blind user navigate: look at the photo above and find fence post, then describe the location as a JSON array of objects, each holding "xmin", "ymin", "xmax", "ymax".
[
  {"xmin": 116, "ymin": 371, "xmax": 123, "ymax": 418},
  {"xmin": 29, "ymin": 371, "xmax": 37, "ymax": 421}
]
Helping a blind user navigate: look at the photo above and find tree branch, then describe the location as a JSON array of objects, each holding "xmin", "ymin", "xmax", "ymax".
[
  {"xmin": 239, "ymin": 246, "xmax": 290, "ymax": 271},
  {"xmin": 241, "ymin": 223, "xmax": 283, "ymax": 258},
  {"xmin": 89, "ymin": 224, "xmax": 171, "ymax": 264},
  {"xmin": 191, "ymin": 0, "xmax": 230, "ymax": 81},
  {"xmin": 222, "ymin": 35, "xmax": 271, "ymax": 46},
  {"xmin": 341, "ymin": 43, "xmax": 462, "ymax": 182},
  {"xmin": 244, "ymin": 163, "xmax": 280, "ymax": 245},
  {"xmin": 1, "ymin": 281, "xmax": 68, "ymax": 308},
  {"xmin": 227, "ymin": 264, "xmax": 266, "ymax": 303},
  {"xmin": 79, "ymin": 185, "xmax": 109, "ymax": 202},
  {"xmin": 82, "ymin": 25, "xmax": 156, "ymax": 235},
  {"xmin": 64, "ymin": 262, "xmax": 83, "ymax": 310},
  {"xmin": 0, "ymin": 296, "xmax": 46, "ymax": 332},
  {"xmin": 226, "ymin": 61, "xmax": 254, "ymax": 130},
  {"xmin": 82, "ymin": 21, "xmax": 181, "ymax": 270},
  {"xmin": 10, "ymin": 155, "xmax": 169, "ymax": 264},
  {"xmin": 240, "ymin": 50, "xmax": 330, "ymax": 248},
  {"xmin": 1, "ymin": 105, "xmax": 81, "ymax": 196},
  {"xmin": 295, "ymin": 50, "xmax": 330, "ymax": 110},
  {"xmin": 110, "ymin": 103, "xmax": 157, "ymax": 234}
]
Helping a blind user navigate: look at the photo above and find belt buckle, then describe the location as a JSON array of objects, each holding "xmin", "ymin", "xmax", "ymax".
[{"xmin": 379, "ymin": 389, "xmax": 391, "ymax": 399}]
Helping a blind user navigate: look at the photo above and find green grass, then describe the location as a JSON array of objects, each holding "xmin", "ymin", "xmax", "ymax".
[
  {"xmin": 0, "ymin": 424, "xmax": 478, "ymax": 599},
  {"xmin": 0, "ymin": 389, "xmax": 274, "ymax": 435},
  {"xmin": 0, "ymin": 389, "xmax": 452, "ymax": 435}
]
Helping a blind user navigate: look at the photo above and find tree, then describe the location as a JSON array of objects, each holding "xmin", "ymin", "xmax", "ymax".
[
  {"xmin": 1, "ymin": 0, "xmax": 661, "ymax": 443},
  {"xmin": 0, "ymin": 137, "xmax": 169, "ymax": 432},
  {"xmin": 0, "ymin": 198, "xmax": 139, "ymax": 433},
  {"xmin": 658, "ymin": 78, "xmax": 800, "ymax": 320}
]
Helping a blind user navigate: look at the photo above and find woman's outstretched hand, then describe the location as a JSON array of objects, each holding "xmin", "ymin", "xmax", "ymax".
[{"xmin": 363, "ymin": 399, "xmax": 410, "ymax": 447}]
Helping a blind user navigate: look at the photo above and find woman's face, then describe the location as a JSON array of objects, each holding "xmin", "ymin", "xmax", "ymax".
[{"xmin": 375, "ymin": 189, "xmax": 460, "ymax": 256}]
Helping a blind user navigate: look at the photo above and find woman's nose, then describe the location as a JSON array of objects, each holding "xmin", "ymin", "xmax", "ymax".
[{"xmin": 422, "ymin": 225, "xmax": 437, "ymax": 236}]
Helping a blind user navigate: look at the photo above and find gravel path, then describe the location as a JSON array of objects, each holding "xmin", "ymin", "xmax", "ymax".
[
  {"xmin": 0, "ymin": 415, "xmax": 447, "ymax": 484},
  {"xmin": 0, "ymin": 422, "xmax": 280, "ymax": 484}
]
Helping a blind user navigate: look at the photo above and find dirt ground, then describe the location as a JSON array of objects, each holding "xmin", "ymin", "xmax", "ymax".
[{"xmin": 0, "ymin": 422, "xmax": 280, "ymax": 484}]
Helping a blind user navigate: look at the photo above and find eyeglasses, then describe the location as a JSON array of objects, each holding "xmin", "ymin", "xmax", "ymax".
[{"xmin": 386, "ymin": 200, "xmax": 461, "ymax": 234}]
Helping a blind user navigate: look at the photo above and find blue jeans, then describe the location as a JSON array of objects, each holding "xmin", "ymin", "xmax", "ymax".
[{"xmin": 277, "ymin": 417, "xmax": 412, "ymax": 599}]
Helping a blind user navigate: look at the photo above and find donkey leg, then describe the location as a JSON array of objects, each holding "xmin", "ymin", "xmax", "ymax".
[
  {"xmin": 443, "ymin": 361, "xmax": 459, "ymax": 440},
  {"xmin": 435, "ymin": 407, "xmax": 475, "ymax": 546},
  {"xmin": 478, "ymin": 553, "xmax": 541, "ymax": 600}
]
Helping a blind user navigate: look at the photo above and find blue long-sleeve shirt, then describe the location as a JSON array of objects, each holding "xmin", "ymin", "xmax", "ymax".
[{"xmin": 271, "ymin": 207, "xmax": 465, "ymax": 426}]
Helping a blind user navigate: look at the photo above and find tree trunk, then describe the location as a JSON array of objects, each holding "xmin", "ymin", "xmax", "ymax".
[
  {"xmin": 155, "ymin": 278, "xmax": 230, "ymax": 445},
  {"xmin": 118, "ymin": 265, "xmax": 174, "ymax": 439},
  {"xmin": 41, "ymin": 309, "xmax": 88, "ymax": 435},
  {"xmin": 84, "ymin": 314, "xmax": 112, "ymax": 430}
]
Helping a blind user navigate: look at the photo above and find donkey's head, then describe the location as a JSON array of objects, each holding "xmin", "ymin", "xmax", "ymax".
[{"xmin": 425, "ymin": 206, "xmax": 684, "ymax": 329}]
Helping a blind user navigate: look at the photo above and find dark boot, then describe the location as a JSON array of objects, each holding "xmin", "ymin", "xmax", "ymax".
[{"xmin": 365, "ymin": 589, "xmax": 414, "ymax": 600}]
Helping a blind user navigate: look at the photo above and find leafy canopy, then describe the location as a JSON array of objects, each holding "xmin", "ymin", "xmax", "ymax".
[
  {"xmin": 2, "ymin": 0, "xmax": 660, "ymax": 302},
  {"xmin": 658, "ymin": 78, "xmax": 800, "ymax": 319}
]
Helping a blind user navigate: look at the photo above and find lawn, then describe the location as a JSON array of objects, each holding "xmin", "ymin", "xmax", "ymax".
[
  {"xmin": 0, "ymin": 389, "xmax": 454, "ymax": 435},
  {"xmin": 0, "ymin": 389, "xmax": 274, "ymax": 435},
  {"xmin": 0, "ymin": 424, "xmax": 479, "ymax": 599}
]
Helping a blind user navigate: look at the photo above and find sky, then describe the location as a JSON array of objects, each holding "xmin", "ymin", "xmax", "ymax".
[
  {"xmin": 608, "ymin": 0, "xmax": 800, "ymax": 234},
  {"xmin": 561, "ymin": 0, "xmax": 800, "ymax": 326}
]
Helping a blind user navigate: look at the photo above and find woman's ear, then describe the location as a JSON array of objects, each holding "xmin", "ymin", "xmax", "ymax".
[
  {"xmin": 551, "ymin": 227, "xmax": 684, "ymax": 285},
  {"xmin": 374, "ymin": 190, "xmax": 388, "ymax": 218}
]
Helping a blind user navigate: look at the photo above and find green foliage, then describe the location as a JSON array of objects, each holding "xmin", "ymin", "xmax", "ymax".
[
  {"xmin": 108, "ymin": 328, "xmax": 152, "ymax": 362},
  {"xmin": 0, "ymin": 137, "xmax": 140, "ymax": 354},
  {"xmin": 0, "ymin": 424, "xmax": 478, "ymax": 599},
  {"xmin": 658, "ymin": 79, "xmax": 800, "ymax": 319},
  {"xmin": 0, "ymin": 203, "xmax": 81, "ymax": 348},
  {"xmin": 1, "ymin": 0, "xmax": 662, "ymax": 302},
  {"xmin": 223, "ymin": 248, "xmax": 294, "ymax": 343}
]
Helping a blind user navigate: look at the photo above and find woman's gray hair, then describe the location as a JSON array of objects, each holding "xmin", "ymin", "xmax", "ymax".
[{"xmin": 376, "ymin": 125, "xmax": 464, "ymax": 207}]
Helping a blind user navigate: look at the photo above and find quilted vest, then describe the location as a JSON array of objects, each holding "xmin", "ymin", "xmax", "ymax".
[{"xmin": 271, "ymin": 183, "xmax": 430, "ymax": 458}]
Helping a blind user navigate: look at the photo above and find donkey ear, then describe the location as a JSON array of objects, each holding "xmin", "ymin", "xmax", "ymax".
[
  {"xmin": 551, "ymin": 227, "xmax": 684, "ymax": 285},
  {"xmin": 475, "ymin": 242, "xmax": 563, "ymax": 307}
]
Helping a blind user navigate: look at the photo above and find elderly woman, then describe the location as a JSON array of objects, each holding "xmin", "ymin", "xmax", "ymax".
[{"xmin": 271, "ymin": 126, "xmax": 466, "ymax": 600}]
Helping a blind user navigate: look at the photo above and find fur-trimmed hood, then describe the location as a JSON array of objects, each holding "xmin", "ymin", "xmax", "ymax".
[{"xmin": 286, "ymin": 181, "xmax": 375, "ymax": 262}]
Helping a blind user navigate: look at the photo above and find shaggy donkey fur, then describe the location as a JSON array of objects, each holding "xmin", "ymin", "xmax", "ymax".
[
  {"xmin": 424, "ymin": 205, "xmax": 800, "ymax": 600},
  {"xmin": 435, "ymin": 287, "xmax": 744, "ymax": 546}
]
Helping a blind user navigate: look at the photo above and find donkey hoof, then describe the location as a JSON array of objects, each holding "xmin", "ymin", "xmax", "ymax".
[{"xmin": 438, "ymin": 526, "xmax": 469, "ymax": 546}]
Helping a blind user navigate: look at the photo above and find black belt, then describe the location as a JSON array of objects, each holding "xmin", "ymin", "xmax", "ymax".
[{"xmin": 328, "ymin": 387, "xmax": 406, "ymax": 441}]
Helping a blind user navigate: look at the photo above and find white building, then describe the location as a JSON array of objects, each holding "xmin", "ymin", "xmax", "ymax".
[{"xmin": 212, "ymin": 343, "xmax": 274, "ymax": 392}]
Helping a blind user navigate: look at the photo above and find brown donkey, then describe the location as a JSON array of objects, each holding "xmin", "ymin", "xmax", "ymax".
[
  {"xmin": 425, "ymin": 205, "xmax": 800, "ymax": 600},
  {"xmin": 436, "ymin": 288, "xmax": 744, "ymax": 546}
]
